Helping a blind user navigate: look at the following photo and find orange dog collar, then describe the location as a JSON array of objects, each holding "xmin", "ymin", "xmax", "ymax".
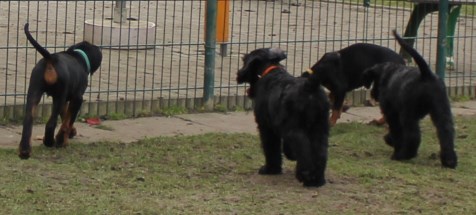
[{"xmin": 260, "ymin": 65, "xmax": 280, "ymax": 78}]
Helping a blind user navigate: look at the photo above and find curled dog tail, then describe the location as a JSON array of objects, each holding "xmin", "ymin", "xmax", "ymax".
[
  {"xmin": 393, "ymin": 30, "xmax": 433, "ymax": 79},
  {"xmin": 24, "ymin": 23, "xmax": 50, "ymax": 59},
  {"xmin": 303, "ymin": 67, "xmax": 324, "ymax": 91}
]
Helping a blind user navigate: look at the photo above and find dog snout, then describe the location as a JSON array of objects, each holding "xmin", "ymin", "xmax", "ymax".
[{"xmin": 236, "ymin": 68, "xmax": 247, "ymax": 84}]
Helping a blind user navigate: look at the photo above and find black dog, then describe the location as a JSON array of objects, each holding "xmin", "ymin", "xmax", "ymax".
[
  {"xmin": 237, "ymin": 48, "xmax": 330, "ymax": 187},
  {"xmin": 304, "ymin": 43, "xmax": 405, "ymax": 125},
  {"xmin": 19, "ymin": 23, "xmax": 102, "ymax": 159},
  {"xmin": 362, "ymin": 30, "xmax": 457, "ymax": 168}
]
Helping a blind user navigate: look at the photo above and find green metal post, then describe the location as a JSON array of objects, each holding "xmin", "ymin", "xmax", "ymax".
[
  {"xmin": 204, "ymin": 0, "xmax": 217, "ymax": 109},
  {"xmin": 363, "ymin": 0, "xmax": 370, "ymax": 7},
  {"xmin": 436, "ymin": 0, "xmax": 449, "ymax": 79}
]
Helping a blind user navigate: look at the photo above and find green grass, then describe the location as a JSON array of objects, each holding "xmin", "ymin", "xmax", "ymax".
[
  {"xmin": 0, "ymin": 116, "xmax": 475, "ymax": 214},
  {"xmin": 158, "ymin": 105, "xmax": 188, "ymax": 117}
]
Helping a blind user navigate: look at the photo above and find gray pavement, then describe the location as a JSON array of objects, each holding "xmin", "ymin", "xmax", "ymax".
[{"xmin": 1, "ymin": 101, "xmax": 476, "ymax": 149}]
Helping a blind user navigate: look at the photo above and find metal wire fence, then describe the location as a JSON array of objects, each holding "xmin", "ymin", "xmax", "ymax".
[{"xmin": 0, "ymin": 0, "xmax": 475, "ymax": 120}]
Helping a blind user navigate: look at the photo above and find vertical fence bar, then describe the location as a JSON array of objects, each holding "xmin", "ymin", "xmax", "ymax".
[
  {"xmin": 436, "ymin": 0, "xmax": 449, "ymax": 79},
  {"xmin": 204, "ymin": 0, "xmax": 217, "ymax": 109}
]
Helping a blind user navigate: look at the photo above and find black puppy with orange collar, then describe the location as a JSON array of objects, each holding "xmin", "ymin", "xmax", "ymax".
[
  {"xmin": 19, "ymin": 23, "xmax": 102, "ymax": 159},
  {"xmin": 237, "ymin": 48, "xmax": 330, "ymax": 187}
]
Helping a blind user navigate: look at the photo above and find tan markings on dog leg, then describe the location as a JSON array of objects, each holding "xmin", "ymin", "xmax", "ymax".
[
  {"xmin": 69, "ymin": 126, "xmax": 77, "ymax": 138},
  {"xmin": 62, "ymin": 109, "xmax": 72, "ymax": 146},
  {"xmin": 369, "ymin": 107, "xmax": 387, "ymax": 126},
  {"xmin": 44, "ymin": 62, "xmax": 58, "ymax": 85},
  {"xmin": 376, "ymin": 116, "xmax": 386, "ymax": 124},
  {"xmin": 55, "ymin": 104, "xmax": 72, "ymax": 147},
  {"xmin": 329, "ymin": 109, "xmax": 340, "ymax": 126}
]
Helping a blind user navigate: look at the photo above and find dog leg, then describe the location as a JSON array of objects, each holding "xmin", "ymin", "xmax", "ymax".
[
  {"xmin": 369, "ymin": 112, "xmax": 386, "ymax": 126},
  {"xmin": 18, "ymin": 90, "xmax": 43, "ymax": 159},
  {"xmin": 44, "ymin": 97, "xmax": 65, "ymax": 147},
  {"xmin": 329, "ymin": 92, "xmax": 345, "ymax": 126},
  {"xmin": 394, "ymin": 118, "xmax": 420, "ymax": 160},
  {"xmin": 292, "ymin": 132, "xmax": 327, "ymax": 187},
  {"xmin": 282, "ymin": 139, "xmax": 296, "ymax": 161},
  {"xmin": 430, "ymin": 102, "xmax": 457, "ymax": 168},
  {"xmin": 329, "ymin": 109, "xmax": 341, "ymax": 126},
  {"xmin": 67, "ymin": 97, "xmax": 83, "ymax": 139},
  {"xmin": 56, "ymin": 97, "xmax": 83, "ymax": 146},
  {"xmin": 258, "ymin": 126, "xmax": 282, "ymax": 175},
  {"xmin": 55, "ymin": 102, "xmax": 71, "ymax": 147},
  {"xmin": 383, "ymin": 111, "xmax": 402, "ymax": 148}
]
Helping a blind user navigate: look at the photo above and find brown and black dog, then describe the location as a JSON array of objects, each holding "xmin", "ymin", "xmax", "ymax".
[
  {"xmin": 19, "ymin": 23, "xmax": 102, "ymax": 159},
  {"xmin": 303, "ymin": 43, "xmax": 405, "ymax": 125}
]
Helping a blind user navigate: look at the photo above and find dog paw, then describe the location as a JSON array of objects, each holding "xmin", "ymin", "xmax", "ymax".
[
  {"xmin": 18, "ymin": 149, "xmax": 31, "ymax": 159},
  {"xmin": 342, "ymin": 105, "xmax": 351, "ymax": 113},
  {"xmin": 391, "ymin": 150, "xmax": 417, "ymax": 161},
  {"xmin": 43, "ymin": 137, "xmax": 55, "ymax": 147},
  {"xmin": 303, "ymin": 179, "xmax": 326, "ymax": 188},
  {"xmin": 69, "ymin": 127, "xmax": 77, "ymax": 138},
  {"xmin": 440, "ymin": 150, "xmax": 457, "ymax": 169},
  {"xmin": 55, "ymin": 136, "xmax": 67, "ymax": 148},
  {"xmin": 258, "ymin": 165, "xmax": 282, "ymax": 175},
  {"xmin": 55, "ymin": 127, "xmax": 72, "ymax": 147},
  {"xmin": 369, "ymin": 118, "xmax": 386, "ymax": 127},
  {"xmin": 296, "ymin": 171, "xmax": 326, "ymax": 187},
  {"xmin": 55, "ymin": 133, "xmax": 68, "ymax": 148}
]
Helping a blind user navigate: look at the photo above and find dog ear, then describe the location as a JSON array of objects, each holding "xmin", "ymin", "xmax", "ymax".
[{"xmin": 268, "ymin": 48, "xmax": 287, "ymax": 62}]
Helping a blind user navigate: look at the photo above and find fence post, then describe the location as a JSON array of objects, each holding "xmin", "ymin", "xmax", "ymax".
[
  {"xmin": 436, "ymin": 0, "xmax": 449, "ymax": 79},
  {"xmin": 204, "ymin": 0, "xmax": 217, "ymax": 109},
  {"xmin": 113, "ymin": 0, "xmax": 127, "ymax": 23}
]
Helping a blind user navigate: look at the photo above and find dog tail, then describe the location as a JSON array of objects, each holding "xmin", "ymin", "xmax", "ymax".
[
  {"xmin": 24, "ymin": 23, "xmax": 51, "ymax": 59},
  {"xmin": 304, "ymin": 68, "xmax": 325, "ymax": 91},
  {"xmin": 393, "ymin": 30, "xmax": 433, "ymax": 79}
]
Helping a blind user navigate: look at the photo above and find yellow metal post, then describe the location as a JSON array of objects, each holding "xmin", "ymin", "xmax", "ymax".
[
  {"xmin": 216, "ymin": 0, "xmax": 229, "ymax": 43},
  {"xmin": 217, "ymin": 0, "xmax": 230, "ymax": 56},
  {"xmin": 208, "ymin": 0, "xmax": 229, "ymax": 56}
]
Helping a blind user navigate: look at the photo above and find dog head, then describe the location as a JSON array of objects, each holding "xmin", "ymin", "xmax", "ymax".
[
  {"xmin": 236, "ymin": 47, "xmax": 287, "ymax": 85},
  {"xmin": 362, "ymin": 62, "xmax": 401, "ymax": 101},
  {"xmin": 308, "ymin": 52, "xmax": 342, "ymax": 74},
  {"xmin": 237, "ymin": 48, "xmax": 287, "ymax": 98},
  {"xmin": 302, "ymin": 52, "xmax": 341, "ymax": 89},
  {"xmin": 67, "ymin": 41, "xmax": 102, "ymax": 75}
]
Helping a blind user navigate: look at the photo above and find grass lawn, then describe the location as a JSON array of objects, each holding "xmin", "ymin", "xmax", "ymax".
[{"xmin": 0, "ymin": 116, "xmax": 475, "ymax": 214}]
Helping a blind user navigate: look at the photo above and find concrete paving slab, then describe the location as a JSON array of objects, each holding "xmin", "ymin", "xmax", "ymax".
[{"xmin": 1, "ymin": 101, "xmax": 475, "ymax": 150}]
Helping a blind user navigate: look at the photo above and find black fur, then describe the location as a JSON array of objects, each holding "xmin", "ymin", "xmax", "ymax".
[
  {"xmin": 362, "ymin": 30, "xmax": 457, "ymax": 168},
  {"xmin": 304, "ymin": 43, "xmax": 405, "ymax": 125},
  {"xmin": 19, "ymin": 23, "xmax": 102, "ymax": 159},
  {"xmin": 237, "ymin": 48, "xmax": 330, "ymax": 187}
]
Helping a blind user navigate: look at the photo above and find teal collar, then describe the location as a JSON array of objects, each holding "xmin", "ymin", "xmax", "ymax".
[{"xmin": 74, "ymin": 49, "xmax": 91, "ymax": 72}]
